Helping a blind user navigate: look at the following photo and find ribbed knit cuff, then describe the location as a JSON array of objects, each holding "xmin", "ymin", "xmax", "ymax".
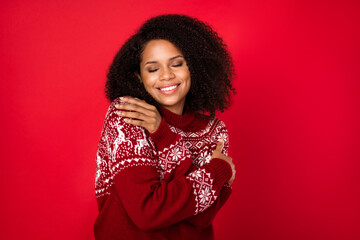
[
  {"xmin": 204, "ymin": 158, "xmax": 232, "ymax": 187},
  {"xmin": 150, "ymin": 117, "xmax": 178, "ymax": 151},
  {"xmin": 218, "ymin": 182, "xmax": 232, "ymax": 207}
]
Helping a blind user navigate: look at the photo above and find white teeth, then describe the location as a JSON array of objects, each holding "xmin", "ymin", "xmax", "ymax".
[{"xmin": 159, "ymin": 85, "xmax": 178, "ymax": 91}]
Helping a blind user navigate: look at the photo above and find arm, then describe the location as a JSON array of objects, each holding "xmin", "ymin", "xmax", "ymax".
[
  {"xmin": 186, "ymin": 183, "xmax": 232, "ymax": 229},
  {"xmin": 186, "ymin": 120, "xmax": 234, "ymax": 228},
  {"xmin": 101, "ymin": 99, "xmax": 232, "ymax": 231}
]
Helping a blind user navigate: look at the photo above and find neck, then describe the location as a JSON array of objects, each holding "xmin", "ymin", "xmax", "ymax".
[
  {"xmin": 162, "ymin": 105, "xmax": 184, "ymax": 115},
  {"xmin": 158, "ymin": 104, "xmax": 209, "ymax": 132}
]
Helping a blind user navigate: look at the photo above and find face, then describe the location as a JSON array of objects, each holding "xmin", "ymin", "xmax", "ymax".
[{"xmin": 136, "ymin": 39, "xmax": 191, "ymax": 115}]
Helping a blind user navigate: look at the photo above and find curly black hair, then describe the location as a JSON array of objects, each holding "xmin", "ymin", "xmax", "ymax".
[{"xmin": 105, "ymin": 14, "xmax": 236, "ymax": 118}]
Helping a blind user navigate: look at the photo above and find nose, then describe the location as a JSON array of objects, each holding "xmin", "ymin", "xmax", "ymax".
[{"xmin": 160, "ymin": 66, "xmax": 175, "ymax": 81}]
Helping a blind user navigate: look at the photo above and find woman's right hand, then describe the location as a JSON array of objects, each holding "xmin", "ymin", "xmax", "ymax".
[
  {"xmin": 115, "ymin": 96, "xmax": 162, "ymax": 134},
  {"xmin": 211, "ymin": 139, "xmax": 236, "ymax": 184}
]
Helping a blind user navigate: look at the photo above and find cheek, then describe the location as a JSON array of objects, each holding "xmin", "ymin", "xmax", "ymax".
[
  {"xmin": 179, "ymin": 69, "xmax": 191, "ymax": 82},
  {"xmin": 185, "ymin": 75, "xmax": 191, "ymax": 87},
  {"xmin": 141, "ymin": 75, "xmax": 157, "ymax": 88}
]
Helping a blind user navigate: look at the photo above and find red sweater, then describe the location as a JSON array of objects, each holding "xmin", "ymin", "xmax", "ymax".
[{"xmin": 94, "ymin": 97, "xmax": 233, "ymax": 240}]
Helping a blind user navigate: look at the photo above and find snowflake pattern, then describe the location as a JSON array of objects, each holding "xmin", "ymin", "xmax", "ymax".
[
  {"xmin": 199, "ymin": 187, "xmax": 212, "ymax": 204},
  {"xmin": 186, "ymin": 169, "xmax": 217, "ymax": 215},
  {"xmin": 157, "ymin": 139, "xmax": 191, "ymax": 179},
  {"xmin": 169, "ymin": 147, "xmax": 183, "ymax": 161},
  {"xmin": 95, "ymin": 97, "xmax": 229, "ymax": 216}
]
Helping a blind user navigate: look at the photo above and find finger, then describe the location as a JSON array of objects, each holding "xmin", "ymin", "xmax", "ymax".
[
  {"xmin": 116, "ymin": 110, "xmax": 147, "ymax": 121},
  {"xmin": 120, "ymin": 96, "xmax": 156, "ymax": 111},
  {"xmin": 215, "ymin": 139, "xmax": 224, "ymax": 152},
  {"xmin": 115, "ymin": 103, "xmax": 153, "ymax": 117},
  {"xmin": 123, "ymin": 117, "xmax": 144, "ymax": 127}
]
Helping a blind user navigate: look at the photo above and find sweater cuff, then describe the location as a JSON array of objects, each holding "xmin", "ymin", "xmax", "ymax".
[
  {"xmin": 205, "ymin": 158, "xmax": 232, "ymax": 187},
  {"xmin": 223, "ymin": 182, "xmax": 232, "ymax": 189},
  {"xmin": 150, "ymin": 117, "xmax": 178, "ymax": 150}
]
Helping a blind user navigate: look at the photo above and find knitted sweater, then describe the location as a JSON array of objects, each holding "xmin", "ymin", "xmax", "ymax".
[{"xmin": 94, "ymin": 97, "xmax": 233, "ymax": 240}]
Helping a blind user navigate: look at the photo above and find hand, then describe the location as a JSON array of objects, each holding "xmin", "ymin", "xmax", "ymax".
[
  {"xmin": 115, "ymin": 96, "xmax": 162, "ymax": 134},
  {"xmin": 211, "ymin": 139, "xmax": 236, "ymax": 185}
]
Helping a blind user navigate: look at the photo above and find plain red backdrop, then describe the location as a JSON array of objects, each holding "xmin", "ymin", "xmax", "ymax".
[{"xmin": 1, "ymin": 0, "xmax": 359, "ymax": 239}]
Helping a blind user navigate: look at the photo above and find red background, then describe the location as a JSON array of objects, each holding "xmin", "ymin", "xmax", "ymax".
[{"xmin": 1, "ymin": 0, "xmax": 359, "ymax": 239}]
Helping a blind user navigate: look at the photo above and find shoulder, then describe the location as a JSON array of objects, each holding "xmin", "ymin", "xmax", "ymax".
[
  {"xmin": 102, "ymin": 97, "xmax": 146, "ymax": 138},
  {"xmin": 107, "ymin": 96, "xmax": 128, "ymax": 113},
  {"xmin": 102, "ymin": 97, "xmax": 125, "ymax": 127},
  {"xmin": 208, "ymin": 117, "xmax": 229, "ymax": 146},
  {"xmin": 206, "ymin": 116, "xmax": 228, "ymax": 133},
  {"xmin": 210, "ymin": 117, "xmax": 230, "ymax": 155},
  {"xmin": 213, "ymin": 117, "xmax": 227, "ymax": 129},
  {"xmin": 105, "ymin": 96, "xmax": 136, "ymax": 121},
  {"xmin": 194, "ymin": 111, "xmax": 227, "ymax": 129}
]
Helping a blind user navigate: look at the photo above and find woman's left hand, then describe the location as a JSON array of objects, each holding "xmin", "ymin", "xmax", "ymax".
[{"xmin": 115, "ymin": 96, "xmax": 162, "ymax": 134}]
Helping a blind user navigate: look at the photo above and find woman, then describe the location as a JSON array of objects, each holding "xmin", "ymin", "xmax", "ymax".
[{"xmin": 94, "ymin": 14, "xmax": 236, "ymax": 239}]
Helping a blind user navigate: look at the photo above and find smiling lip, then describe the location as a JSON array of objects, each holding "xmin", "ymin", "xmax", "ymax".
[{"xmin": 157, "ymin": 84, "xmax": 180, "ymax": 94}]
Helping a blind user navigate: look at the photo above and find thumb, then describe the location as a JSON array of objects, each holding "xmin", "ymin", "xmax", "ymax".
[{"xmin": 215, "ymin": 139, "xmax": 224, "ymax": 152}]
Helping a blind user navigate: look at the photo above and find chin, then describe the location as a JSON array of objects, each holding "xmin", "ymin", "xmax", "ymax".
[
  {"xmin": 159, "ymin": 100, "xmax": 178, "ymax": 107},
  {"xmin": 158, "ymin": 97, "xmax": 184, "ymax": 107}
]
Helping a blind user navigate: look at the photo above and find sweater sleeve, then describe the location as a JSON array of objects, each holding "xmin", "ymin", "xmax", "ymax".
[
  {"xmin": 186, "ymin": 183, "xmax": 232, "ymax": 229},
  {"xmin": 185, "ymin": 120, "xmax": 233, "ymax": 228},
  {"xmin": 101, "ymin": 100, "xmax": 233, "ymax": 231}
]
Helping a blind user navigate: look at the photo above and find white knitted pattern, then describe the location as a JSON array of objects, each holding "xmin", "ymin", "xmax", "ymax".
[
  {"xmin": 95, "ymin": 97, "xmax": 229, "ymax": 212},
  {"xmin": 95, "ymin": 100, "xmax": 156, "ymax": 198},
  {"xmin": 186, "ymin": 169, "xmax": 218, "ymax": 215}
]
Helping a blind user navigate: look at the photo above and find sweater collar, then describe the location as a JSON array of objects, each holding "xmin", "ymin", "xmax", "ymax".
[{"xmin": 159, "ymin": 105, "xmax": 196, "ymax": 128}]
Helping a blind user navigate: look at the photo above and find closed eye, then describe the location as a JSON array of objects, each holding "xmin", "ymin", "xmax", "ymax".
[
  {"xmin": 147, "ymin": 63, "xmax": 183, "ymax": 73},
  {"xmin": 173, "ymin": 63, "xmax": 183, "ymax": 67}
]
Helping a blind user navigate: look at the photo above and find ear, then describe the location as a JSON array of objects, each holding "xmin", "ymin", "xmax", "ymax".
[{"xmin": 135, "ymin": 72, "xmax": 142, "ymax": 83}]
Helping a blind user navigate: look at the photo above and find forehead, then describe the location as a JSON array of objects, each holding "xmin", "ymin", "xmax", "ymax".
[{"xmin": 141, "ymin": 39, "xmax": 183, "ymax": 61}]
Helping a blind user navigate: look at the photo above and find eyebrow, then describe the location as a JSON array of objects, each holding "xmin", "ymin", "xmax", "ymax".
[{"xmin": 145, "ymin": 55, "xmax": 184, "ymax": 65}]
